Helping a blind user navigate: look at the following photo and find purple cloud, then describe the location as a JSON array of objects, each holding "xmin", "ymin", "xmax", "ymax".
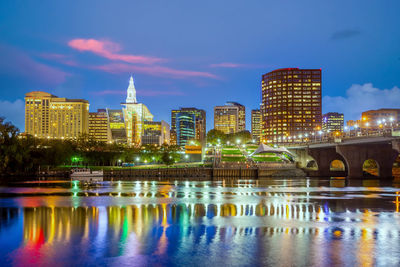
[
  {"xmin": 0, "ymin": 44, "xmax": 69, "ymax": 85},
  {"xmin": 94, "ymin": 63, "xmax": 219, "ymax": 80}
]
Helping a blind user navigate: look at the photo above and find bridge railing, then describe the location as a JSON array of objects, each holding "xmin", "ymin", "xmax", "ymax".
[{"xmin": 279, "ymin": 129, "xmax": 399, "ymax": 147}]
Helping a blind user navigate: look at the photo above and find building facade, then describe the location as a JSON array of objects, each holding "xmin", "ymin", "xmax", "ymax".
[
  {"xmin": 141, "ymin": 120, "xmax": 170, "ymax": 146},
  {"xmin": 361, "ymin": 108, "xmax": 400, "ymax": 129},
  {"xmin": 89, "ymin": 109, "xmax": 111, "ymax": 142},
  {"xmin": 107, "ymin": 109, "xmax": 126, "ymax": 144},
  {"xmin": 171, "ymin": 108, "xmax": 206, "ymax": 147},
  {"xmin": 25, "ymin": 91, "xmax": 89, "ymax": 139},
  {"xmin": 25, "ymin": 91, "xmax": 55, "ymax": 138},
  {"xmin": 261, "ymin": 68, "xmax": 322, "ymax": 143},
  {"xmin": 228, "ymin": 102, "xmax": 246, "ymax": 131},
  {"xmin": 251, "ymin": 109, "xmax": 261, "ymax": 143},
  {"xmin": 214, "ymin": 102, "xmax": 245, "ymax": 134},
  {"xmin": 122, "ymin": 76, "xmax": 153, "ymax": 146},
  {"xmin": 322, "ymin": 112, "xmax": 344, "ymax": 133},
  {"xmin": 346, "ymin": 120, "xmax": 361, "ymax": 128}
]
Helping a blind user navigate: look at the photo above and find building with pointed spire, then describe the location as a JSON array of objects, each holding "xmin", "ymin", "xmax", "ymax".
[
  {"xmin": 121, "ymin": 75, "xmax": 153, "ymax": 146},
  {"xmin": 126, "ymin": 76, "xmax": 137, "ymax": 104}
]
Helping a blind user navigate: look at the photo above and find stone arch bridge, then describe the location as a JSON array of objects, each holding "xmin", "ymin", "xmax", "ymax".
[{"xmin": 288, "ymin": 136, "xmax": 400, "ymax": 179}]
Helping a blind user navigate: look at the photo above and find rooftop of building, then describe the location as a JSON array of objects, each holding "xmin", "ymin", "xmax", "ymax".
[
  {"xmin": 25, "ymin": 91, "xmax": 58, "ymax": 98},
  {"xmin": 262, "ymin": 68, "xmax": 322, "ymax": 76},
  {"xmin": 362, "ymin": 108, "xmax": 400, "ymax": 113},
  {"xmin": 323, "ymin": 112, "xmax": 344, "ymax": 116},
  {"xmin": 51, "ymin": 98, "xmax": 89, "ymax": 103}
]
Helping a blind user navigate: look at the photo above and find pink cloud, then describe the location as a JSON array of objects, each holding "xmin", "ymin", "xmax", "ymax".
[
  {"xmin": 94, "ymin": 63, "xmax": 219, "ymax": 80},
  {"xmin": 68, "ymin": 38, "xmax": 164, "ymax": 65},
  {"xmin": 91, "ymin": 89, "xmax": 184, "ymax": 97}
]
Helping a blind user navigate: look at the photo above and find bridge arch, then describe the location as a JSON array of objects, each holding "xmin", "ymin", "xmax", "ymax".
[
  {"xmin": 362, "ymin": 159, "xmax": 379, "ymax": 177},
  {"xmin": 336, "ymin": 142, "xmax": 399, "ymax": 179},
  {"xmin": 307, "ymin": 147, "xmax": 348, "ymax": 176},
  {"xmin": 330, "ymin": 159, "xmax": 346, "ymax": 172},
  {"xmin": 306, "ymin": 159, "xmax": 318, "ymax": 169}
]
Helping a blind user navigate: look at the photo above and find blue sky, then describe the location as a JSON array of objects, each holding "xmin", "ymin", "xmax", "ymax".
[{"xmin": 0, "ymin": 0, "xmax": 399, "ymax": 131}]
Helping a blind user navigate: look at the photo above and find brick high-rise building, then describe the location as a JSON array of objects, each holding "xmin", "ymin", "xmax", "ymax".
[{"xmin": 261, "ymin": 68, "xmax": 322, "ymax": 143}]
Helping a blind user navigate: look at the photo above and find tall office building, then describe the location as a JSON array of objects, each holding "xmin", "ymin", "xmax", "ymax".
[
  {"xmin": 25, "ymin": 91, "xmax": 55, "ymax": 138},
  {"xmin": 107, "ymin": 109, "xmax": 126, "ymax": 144},
  {"xmin": 261, "ymin": 68, "xmax": 322, "ymax": 143},
  {"xmin": 141, "ymin": 120, "xmax": 170, "ymax": 146},
  {"xmin": 122, "ymin": 76, "xmax": 153, "ymax": 146},
  {"xmin": 25, "ymin": 91, "xmax": 89, "ymax": 139},
  {"xmin": 171, "ymin": 108, "xmax": 206, "ymax": 147},
  {"xmin": 251, "ymin": 109, "xmax": 261, "ymax": 143},
  {"xmin": 228, "ymin": 102, "xmax": 246, "ymax": 131},
  {"xmin": 214, "ymin": 102, "xmax": 245, "ymax": 134},
  {"xmin": 322, "ymin": 112, "xmax": 344, "ymax": 133},
  {"xmin": 89, "ymin": 109, "xmax": 111, "ymax": 142}
]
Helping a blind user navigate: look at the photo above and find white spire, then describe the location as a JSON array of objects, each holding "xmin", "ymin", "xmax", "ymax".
[{"xmin": 126, "ymin": 75, "xmax": 137, "ymax": 103}]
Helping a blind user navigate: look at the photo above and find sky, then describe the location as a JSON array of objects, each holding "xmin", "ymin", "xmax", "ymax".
[{"xmin": 0, "ymin": 0, "xmax": 400, "ymax": 131}]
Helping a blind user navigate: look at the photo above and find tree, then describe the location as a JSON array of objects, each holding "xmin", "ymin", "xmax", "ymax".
[
  {"xmin": 0, "ymin": 118, "xmax": 34, "ymax": 174},
  {"xmin": 226, "ymin": 130, "xmax": 252, "ymax": 144},
  {"xmin": 161, "ymin": 151, "xmax": 175, "ymax": 165},
  {"xmin": 206, "ymin": 129, "xmax": 226, "ymax": 145},
  {"xmin": 160, "ymin": 144, "xmax": 181, "ymax": 165}
]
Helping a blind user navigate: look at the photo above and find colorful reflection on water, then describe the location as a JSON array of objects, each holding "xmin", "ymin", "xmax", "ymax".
[{"xmin": 0, "ymin": 178, "xmax": 400, "ymax": 266}]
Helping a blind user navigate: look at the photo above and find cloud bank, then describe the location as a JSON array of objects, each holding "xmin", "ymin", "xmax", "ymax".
[{"xmin": 323, "ymin": 83, "xmax": 400, "ymax": 120}]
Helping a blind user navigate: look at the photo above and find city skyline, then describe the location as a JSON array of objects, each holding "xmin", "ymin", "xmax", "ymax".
[{"xmin": 1, "ymin": 1, "xmax": 400, "ymax": 132}]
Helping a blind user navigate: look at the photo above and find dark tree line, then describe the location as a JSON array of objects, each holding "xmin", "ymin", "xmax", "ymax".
[{"xmin": 0, "ymin": 118, "xmax": 182, "ymax": 175}]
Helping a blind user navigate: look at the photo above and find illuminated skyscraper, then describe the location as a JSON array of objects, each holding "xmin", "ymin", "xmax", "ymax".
[
  {"xmin": 107, "ymin": 109, "xmax": 126, "ymax": 144},
  {"xmin": 214, "ymin": 102, "xmax": 245, "ymax": 134},
  {"xmin": 251, "ymin": 109, "xmax": 261, "ymax": 143},
  {"xmin": 261, "ymin": 68, "xmax": 322, "ymax": 143},
  {"xmin": 122, "ymin": 76, "xmax": 153, "ymax": 146},
  {"xmin": 25, "ymin": 91, "xmax": 55, "ymax": 138},
  {"xmin": 89, "ymin": 109, "xmax": 111, "ymax": 142},
  {"xmin": 171, "ymin": 108, "xmax": 206, "ymax": 147},
  {"xmin": 322, "ymin": 112, "xmax": 344, "ymax": 133},
  {"xmin": 141, "ymin": 120, "xmax": 170, "ymax": 146},
  {"xmin": 25, "ymin": 91, "xmax": 89, "ymax": 139}
]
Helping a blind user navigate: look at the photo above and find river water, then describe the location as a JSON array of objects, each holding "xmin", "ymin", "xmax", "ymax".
[{"xmin": 0, "ymin": 178, "xmax": 399, "ymax": 266}]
